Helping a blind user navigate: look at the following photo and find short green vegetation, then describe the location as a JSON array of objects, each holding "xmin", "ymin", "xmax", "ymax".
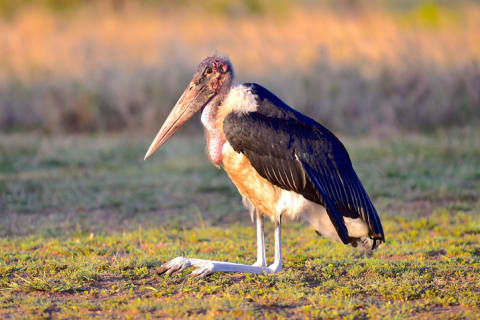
[{"xmin": 0, "ymin": 127, "xmax": 479, "ymax": 319}]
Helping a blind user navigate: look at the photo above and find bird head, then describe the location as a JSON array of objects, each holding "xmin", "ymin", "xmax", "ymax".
[{"xmin": 144, "ymin": 55, "xmax": 233, "ymax": 160}]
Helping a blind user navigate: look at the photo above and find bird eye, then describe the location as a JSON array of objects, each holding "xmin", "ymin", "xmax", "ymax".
[{"xmin": 205, "ymin": 67, "xmax": 213, "ymax": 74}]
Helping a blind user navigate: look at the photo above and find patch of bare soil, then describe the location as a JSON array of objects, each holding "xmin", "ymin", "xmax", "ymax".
[{"xmin": 415, "ymin": 305, "xmax": 479, "ymax": 319}]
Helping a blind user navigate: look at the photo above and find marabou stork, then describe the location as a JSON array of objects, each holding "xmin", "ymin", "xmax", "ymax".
[{"xmin": 144, "ymin": 55, "xmax": 384, "ymax": 277}]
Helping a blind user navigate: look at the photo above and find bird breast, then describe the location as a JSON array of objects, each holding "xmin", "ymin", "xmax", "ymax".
[{"xmin": 221, "ymin": 142, "xmax": 308, "ymax": 222}]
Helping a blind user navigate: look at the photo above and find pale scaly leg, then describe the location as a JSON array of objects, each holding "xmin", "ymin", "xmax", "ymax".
[
  {"xmin": 267, "ymin": 215, "xmax": 282, "ymax": 273},
  {"xmin": 252, "ymin": 208, "xmax": 267, "ymax": 268},
  {"xmin": 157, "ymin": 210, "xmax": 281, "ymax": 278}
]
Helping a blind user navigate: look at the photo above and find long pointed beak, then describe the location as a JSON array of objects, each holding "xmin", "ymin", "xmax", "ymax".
[{"xmin": 144, "ymin": 84, "xmax": 212, "ymax": 160}]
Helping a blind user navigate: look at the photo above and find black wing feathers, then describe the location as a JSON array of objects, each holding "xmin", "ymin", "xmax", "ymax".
[
  {"xmin": 301, "ymin": 162, "xmax": 350, "ymax": 244},
  {"xmin": 224, "ymin": 83, "xmax": 385, "ymax": 243}
]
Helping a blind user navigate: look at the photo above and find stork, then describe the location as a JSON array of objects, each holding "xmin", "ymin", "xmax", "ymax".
[{"xmin": 144, "ymin": 55, "xmax": 384, "ymax": 278}]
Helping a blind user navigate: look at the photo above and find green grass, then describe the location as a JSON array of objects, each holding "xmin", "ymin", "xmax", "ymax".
[{"xmin": 0, "ymin": 127, "xmax": 479, "ymax": 319}]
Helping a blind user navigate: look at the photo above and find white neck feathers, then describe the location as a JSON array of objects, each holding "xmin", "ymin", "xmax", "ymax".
[{"xmin": 222, "ymin": 84, "xmax": 258, "ymax": 114}]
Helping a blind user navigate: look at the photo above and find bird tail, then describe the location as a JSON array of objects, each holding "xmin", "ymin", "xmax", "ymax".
[{"xmin": 350, "ymin": 236, "xmax": 382, "ymax": 251}]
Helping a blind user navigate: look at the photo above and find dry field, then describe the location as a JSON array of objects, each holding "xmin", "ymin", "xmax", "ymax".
[
  {"xmin": 1, "ymin": 3, "xmax": 480, "ymax": 75},
  {"xmin": 0, "ymin": 2, "xmax": 479, "ymax": 134},
  {"xmin": 0, "ymin": 128, "xmax": 479, "ymax": 319}
]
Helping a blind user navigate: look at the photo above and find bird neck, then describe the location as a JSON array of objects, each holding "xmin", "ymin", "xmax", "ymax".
[
  {"xmin": 201, "ymin": 80, "xmax": 234, "ymax": 130},
  {"xmin": 201, "ymin": 85, "xmax": 231, "ymax": 166},
  {"xmin": 200, "ymin": 101, "xmax": 219, "ymax": 132}
]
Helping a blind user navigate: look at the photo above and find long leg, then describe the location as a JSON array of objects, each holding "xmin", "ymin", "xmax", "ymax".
[
  {"xmin": 157, "ymin": 257, "xmax": 268, "ymax": 278},
  {"xmin": 252, "ymin": 209, "xmax": 266, "ymax": 268},
  {"xmin": 157, "ymin": 210, "xmax": 280, "ymax": 278},
  {"xmin": 267, "ymin": 215, "xmax": 282, "ymax": 273}
]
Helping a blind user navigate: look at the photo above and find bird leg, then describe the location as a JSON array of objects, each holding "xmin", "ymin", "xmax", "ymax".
[
  {"xmin": 267, "ymin": 216, "xmax": 282, "ymax": 273},
  {"xmin": 156, "ymin": 209, "xmax": 283, "ymax": 278},
  {"xmin": 156, "ymin": 256, "xmax": 270, "ymax": 278},
  {"xmin": 252, "ymin": 208, "xmax": 267, "ymax": 268}
]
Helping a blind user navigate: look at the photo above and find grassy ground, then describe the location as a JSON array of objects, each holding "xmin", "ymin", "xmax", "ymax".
[{"xmin": 0, "ymin": 128, "xmax": 479, "ymax": 319}]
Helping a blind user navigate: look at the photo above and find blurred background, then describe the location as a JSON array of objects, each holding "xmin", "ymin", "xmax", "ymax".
[
  {"xmin": 1, "ymin": 0, "xmax": 479, "ymax": 135},
  {"xmin": 1, "ymin": 0, "xmax": 480, "ymax": 236}
]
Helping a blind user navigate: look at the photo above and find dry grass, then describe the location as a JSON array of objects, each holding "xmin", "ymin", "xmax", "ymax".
[
  {"xmin": 0, "ymin": 3, "xmax": 479, "ymax": 134},
  {"xmin": 1, "ymin": 4, "xmax": 479, "ymax": 76}
]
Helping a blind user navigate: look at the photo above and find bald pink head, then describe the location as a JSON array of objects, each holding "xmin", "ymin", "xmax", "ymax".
[{"xmin": 144, "ymin": 55, "xmax": 234, "ymax": 160}]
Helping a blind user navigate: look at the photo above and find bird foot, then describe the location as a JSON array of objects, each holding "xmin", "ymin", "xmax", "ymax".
[
  {"xmin": 252, "ymin": 261, "xmax": 280, "ymax": 274},
  {"xmin": 267, "ymin": 262, "xmax": 282, "ymax": 273},
  {"xmin": 155, "ymin": 257, "xmax": 216, "ymax": 278},
  {"xmin": 156, "ymin": 257, "xmax": 276, "ymax": 278},
  {"xmin": 156, "ymin": 257, "xmax": 193, "ymax": 276},
  {"xmin": 251, "ymin": 260, "xmax": 266, "ymax": 268},
  {"xmin": 189, "ymin": 262, "xmax": 215, "ymax": 278}
]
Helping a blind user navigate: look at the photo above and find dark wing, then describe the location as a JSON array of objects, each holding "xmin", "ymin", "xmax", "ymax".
[{"xmin": 223, "ymin": 83, "xmax": 384, "ymax": 245}]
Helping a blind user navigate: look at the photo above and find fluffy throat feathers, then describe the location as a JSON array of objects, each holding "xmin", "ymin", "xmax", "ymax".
[{"xmin": 200, "ymin": 84, "xmax": 258, "ymax": 166}]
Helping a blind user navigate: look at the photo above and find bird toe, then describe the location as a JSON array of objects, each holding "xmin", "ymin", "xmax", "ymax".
[
  {"xmin": 190, "ymin": 262, "xmax": 215, "ymax": 278},
  {"xmin": 156, "ymin": 257, "xmax": 191, "ymax": 276}
]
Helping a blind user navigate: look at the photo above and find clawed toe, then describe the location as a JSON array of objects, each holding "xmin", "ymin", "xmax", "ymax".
[
  {"xmin": 189, "ymin": 263, "xmax": 215, "ymax": 278},
  {"xmin": 156, "ymin": 257, "xmax": 215, "ymax": 278},
  {"xmin": 156, "ymin": 257, "xmax": 191, "ymax": 276}
]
